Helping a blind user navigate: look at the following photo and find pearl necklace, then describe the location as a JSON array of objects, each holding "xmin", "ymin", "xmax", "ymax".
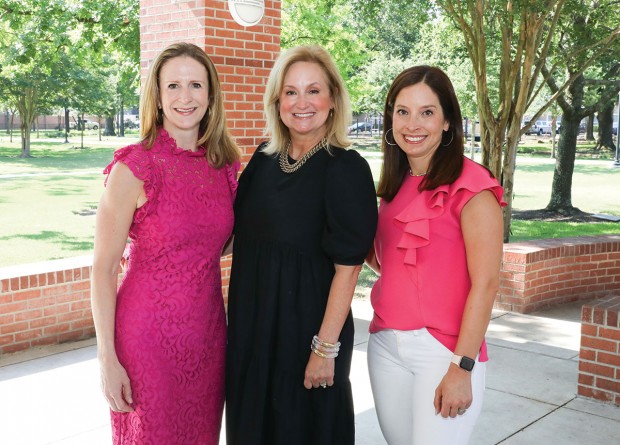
[{"xmin": 279, "ymin": 138, "xmax": 328, "ymax": 174}]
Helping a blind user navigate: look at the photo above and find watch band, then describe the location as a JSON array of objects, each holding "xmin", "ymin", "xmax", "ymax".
[{"xmin": 451, "ymin": 354, "xmax": 475, "ymax": 372}]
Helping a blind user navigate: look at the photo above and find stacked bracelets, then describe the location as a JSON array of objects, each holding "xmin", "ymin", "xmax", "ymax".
[{"xmin": 311, "ymin": 335, "xmax": 340, "ymax": 359}]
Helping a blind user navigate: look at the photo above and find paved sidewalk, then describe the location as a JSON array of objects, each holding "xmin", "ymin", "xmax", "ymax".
[{"xmin": 1, "ymin": 299, "xmax": 619, "ymax": 444}]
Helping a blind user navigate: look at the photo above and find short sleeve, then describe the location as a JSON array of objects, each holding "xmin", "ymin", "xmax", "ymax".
[
  {"xmin": 103, "ymin": 144, "xmax": 157, "ymax": 224},
  {"xmin": 322, "ymin": 149, "xmax": 378, "ymax": 265},
  {"xmin": 451, "ymin": 159, "xmax": 506, "ymax": 216}
]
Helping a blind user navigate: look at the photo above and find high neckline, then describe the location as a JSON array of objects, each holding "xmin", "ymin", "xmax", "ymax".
[{"xmin": 158, "ymin": 128, "xmax": 206, "ymax": 157}]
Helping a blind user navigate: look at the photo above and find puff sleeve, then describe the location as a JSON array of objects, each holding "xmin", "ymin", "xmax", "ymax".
[{"xmin": 322, "ymin": 149, "xmax": 378, "ymax": 265}]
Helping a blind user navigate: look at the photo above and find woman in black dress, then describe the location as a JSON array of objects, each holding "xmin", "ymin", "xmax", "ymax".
[{"xmin": 226, "ymin": 45, "xmax": 378, "ymax": 445}]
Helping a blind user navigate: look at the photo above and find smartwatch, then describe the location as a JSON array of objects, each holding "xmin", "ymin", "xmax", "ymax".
[{"xmin": 451, "ymin": 354, "xmax": 475, "ymax": 372}]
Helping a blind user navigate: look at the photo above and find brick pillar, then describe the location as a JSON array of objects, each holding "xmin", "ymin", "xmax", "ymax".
[
  {"xmin": 140, "ymin": 0, "xmax": 281, "ymax": 300},
  {"xmin": 578, "ymin": 295, "xmax": 620, "ymax": 406}
]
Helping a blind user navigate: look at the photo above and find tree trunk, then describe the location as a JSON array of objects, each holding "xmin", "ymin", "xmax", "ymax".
[
  {"xmin": 546, "ymin": 111, "xmax": 580, "ymax": 212},
  {"xmin": 551, "ymin": 116, "xmax": 558, "ymax": 158},
  {"xmin": 80, "ymin": 112, "xmax": 85, "ymax": 149},
  {"xmin": 585, "ymin": 114, "xmax": 595, "ymax": 141},
  {"xmin": 104, "ymin": 116, "xmax": 116, "ymax": 136},
  {"xmin": 499, "ymin": 115, "xmax": 524, "ymax": 242},
  {"xmin": 595, "ymin": 104, "xmax": 616, "ymax": 151},
  {"xmin": 64, "ymin": 107, "xmax": 70, "ymax": 143},
  {"xmin": 120, "ymin": 99, "xmax": 125, "ymax": 137},
  {"xmin": 17, "ymin": 87, "xmax": 37, "ymax": 158},
  {"xmin": 20, "ymin": 123, "xmax": 31, "ymax": 157}
]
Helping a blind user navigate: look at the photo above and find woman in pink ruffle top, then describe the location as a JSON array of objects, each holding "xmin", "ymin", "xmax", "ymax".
[
  {"xmin": 366, "ymin": 66, "xmax": 506, "ymax": 445},
  {"xmin": 91, "ymin": 43, "xmax": 240, "ymax": 445}
]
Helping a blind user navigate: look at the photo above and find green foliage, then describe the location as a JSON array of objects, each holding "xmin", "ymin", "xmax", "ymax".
[
  {"xmin": 280, "ymin": 0, "xmax": 489, "ymax": 118},
  {"xmin": 352, "ymin": 54, "xmax": 409, "ymax": 114},
  {"xmin": 0, "ymin": 0, "xmax": 140, "ymax": 154},
  {"xmin": 282, "ymin": 0, "xmax": 368, "ymax": 83},
  {"xmin": 350, "ymin": 0, "xmax": 435, "ymax": 59}
]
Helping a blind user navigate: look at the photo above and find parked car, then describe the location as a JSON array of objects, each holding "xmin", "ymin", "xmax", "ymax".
[
  {"xmin": 347, "ymin": 121, "xmax": 373, "ymax": 134},
  {"xmin": 71, "ymin": 119, "xmax": 99, "ymax": 130},
  {"xmin": 124, "ymin": 119, "xmax": 139, "ymax": 129},
  {"xmin": 537, "ymin": 121, "xmax": 553, "ymax": 135},
  {"xmin": 523, "ymin": 120, "xmax": 551, "ymax": 135}
]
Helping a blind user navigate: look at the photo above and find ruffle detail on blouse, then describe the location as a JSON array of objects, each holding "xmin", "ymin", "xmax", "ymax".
[
  {"xmin": 225, "ymin": 160, "xmax": 241, "ymax": 200},
  {"xmin": 393, "ymin": 184, "xmax": 449, "ymax": 266},
  {"xmin": 103, "ymin": 143, "xmax": 156, "ymax": 224},
  {"xmin": 393, "ymin": 160, "xmax": 505, "ymax": 266}
]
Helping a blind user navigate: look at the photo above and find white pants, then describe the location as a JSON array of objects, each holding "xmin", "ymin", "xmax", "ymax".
[{"xmin": 367, "ymin": 329, "xmax": 485, "ymax": 445}]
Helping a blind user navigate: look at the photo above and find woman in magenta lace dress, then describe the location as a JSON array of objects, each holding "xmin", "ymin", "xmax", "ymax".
[{"xmin": 91, "ymin": 42, "xmax": 240, "ymax": 444}]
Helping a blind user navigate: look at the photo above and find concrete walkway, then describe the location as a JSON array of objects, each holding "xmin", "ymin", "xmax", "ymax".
[{"xmin": 1, "ymin": 299, "xmax": 619, "ymax": 445}]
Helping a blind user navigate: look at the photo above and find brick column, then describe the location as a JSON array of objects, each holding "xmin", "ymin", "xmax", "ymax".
[
  {"xmin": 140, "ymin": 0, "xmax": 282, "ymax": 299},
  {"xmin": 579, "ymin": 295, "xmax": 620, "ymax": 406}
]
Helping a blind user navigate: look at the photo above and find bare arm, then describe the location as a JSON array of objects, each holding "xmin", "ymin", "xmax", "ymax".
[
  {"xmin": 303, "ymin": 263, "xmax": 362, "ymax": 389},
  {"xmin": 365, "ymin": 245, "xmax": 380, "ymax": 275},
  {"xmin": 91, "ymin": 162, "xmax": 145, "ymax": 412},
  {"xmin": 434, "ymin": 190, "xmax": 503, "ymax": 417}
]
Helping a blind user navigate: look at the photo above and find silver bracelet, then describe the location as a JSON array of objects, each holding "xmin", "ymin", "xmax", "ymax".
[{"xmin": 311, "ymin": 334, "xmax": 340, "ymax": 358}]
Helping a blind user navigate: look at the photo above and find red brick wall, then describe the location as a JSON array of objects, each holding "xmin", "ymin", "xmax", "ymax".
[
  {"xmin": 497, "ymin": 235, "xmax": 620, "ymax": 313},
  {"xmin": 579, "ymin": 295, "xmax": 620, "ymax": 406},
  {"xmin": 140, "ymin": 0, "xmax": 281, "ymax": 298},
  {"xmin": 3, "ymin": 236, "xmax": 619, "ymax": 355},
  {"xmin": 0, "ymin": 257, "xmax": 95, "ymax": 355}
]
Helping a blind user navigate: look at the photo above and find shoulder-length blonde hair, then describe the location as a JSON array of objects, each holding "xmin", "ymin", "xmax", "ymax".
[
  {"xmin": 262, "ymin": 45, "xmax": 351, "ymax": 155},
  {"xmin": 139, "ymin": 42, "xmax": 240, "ymax": 168}
]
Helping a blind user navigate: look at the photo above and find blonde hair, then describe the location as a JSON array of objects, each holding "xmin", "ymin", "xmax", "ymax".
[
  {"xmin": 139, "ymin": 42, "xmax": 240, "ymax": 168},
  {"xmin": 262, "ymin": 45, "xmax": 351, "ymax": 155}
]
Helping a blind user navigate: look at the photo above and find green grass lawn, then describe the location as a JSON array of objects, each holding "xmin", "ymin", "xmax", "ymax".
[
  {"xmin": 0, "ymin": 135, "xmax": 136, "ymax": 267},
  {"xmin": 1, "ymin": 134, "xmax": 619, "ymax": 268}
]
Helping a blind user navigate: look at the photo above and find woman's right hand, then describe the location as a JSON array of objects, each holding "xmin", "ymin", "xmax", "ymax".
[{"xmin": 100, "ymin": 358, "xmax": 134, "ymax": 412}]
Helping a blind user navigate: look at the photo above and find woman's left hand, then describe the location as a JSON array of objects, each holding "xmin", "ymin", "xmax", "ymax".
[
  {"xmin": 303, "ymin": 352, "xmax": 335, "ymax": 389},
  {"xmin": 433, "ymin": 366, "xmax": 473, "ymax": 418}
]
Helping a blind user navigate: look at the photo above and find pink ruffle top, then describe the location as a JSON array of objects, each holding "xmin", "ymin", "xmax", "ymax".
[{"xmin": 369, "ymin": 157, "xmax": 506, "ymax": 361}]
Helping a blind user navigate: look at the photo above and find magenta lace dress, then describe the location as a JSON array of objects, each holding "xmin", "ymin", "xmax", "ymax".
[{"xmin": 103, "ymin": 129, "xmax": 239, "ymax": 445}]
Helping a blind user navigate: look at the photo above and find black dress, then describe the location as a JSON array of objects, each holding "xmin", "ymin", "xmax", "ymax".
[{"xmin": 226, "ymin": 144, "xmax": 378, "ymax": 445}]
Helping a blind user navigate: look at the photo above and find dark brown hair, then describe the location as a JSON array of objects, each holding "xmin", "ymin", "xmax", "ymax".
[{"xmin": 377, "ymin": 66, "xmax": 464, "ymax": 201}]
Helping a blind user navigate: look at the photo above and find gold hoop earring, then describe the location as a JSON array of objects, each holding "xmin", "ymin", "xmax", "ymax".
[
  {"xmin": 441, "ymin": 130, "xmax": 454, "ymax": 147},
  {"xmin": 384, "ymin": 128, "xmax": 398, "ymax": 146}
]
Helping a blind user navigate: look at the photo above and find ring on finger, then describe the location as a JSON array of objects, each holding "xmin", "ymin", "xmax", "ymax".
[
  {"xmin": 457, "ymin": 408, "xmax": 467, "ymax": 415},
  {"xmin": 320, "ymin": 382, "xmax": 327, "ymax": 389}
]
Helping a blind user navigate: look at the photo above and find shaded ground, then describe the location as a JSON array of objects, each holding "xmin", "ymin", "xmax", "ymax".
[{"xmin": 512, "ymin": 208, "xmax": 612, "ymax": 223}]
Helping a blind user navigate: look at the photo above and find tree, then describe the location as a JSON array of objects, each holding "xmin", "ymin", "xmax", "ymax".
[
  {"xmin": 0, "ymin": 0, "xmax": 139, "ymax": 156},
  {"xmin": 407, "ymin": 17, "xmax": 478, "ymax": 122},
  {"xmin": 438, "ymin": 0, "xmax": 620, "ymax": 240},
  {"xmin": 352, "ymin": 54, "xmax": 409, "ymax": 115},
  {"xmin": 542, "ymin": 2, "xmax": 620, "ymax": 213},
  {"xmin": 350, "ymin": 0, "xmax": 434, "ymax": 59},
  {"xmin": 595, "ymin": 101, "xmax": 617, "ymax": 152}
]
